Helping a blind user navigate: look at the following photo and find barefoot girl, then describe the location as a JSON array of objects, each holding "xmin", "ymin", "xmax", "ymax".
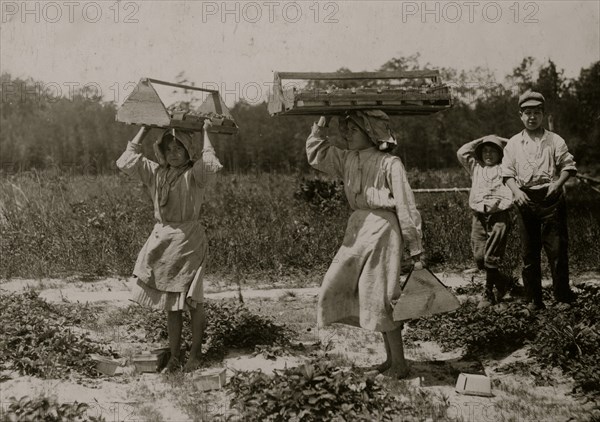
[
  {"xmin": 306, "ymin": 111, "xmax": 424, "ymax": 378},
  {"xmin": 117, "ymin": 121, "xmax": 222, "ymax": 372}
]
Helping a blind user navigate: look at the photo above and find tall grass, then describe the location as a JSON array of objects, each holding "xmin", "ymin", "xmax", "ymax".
[{"xmin": 1, "ymin": 169, "xmax": 598, "ymax": 281}]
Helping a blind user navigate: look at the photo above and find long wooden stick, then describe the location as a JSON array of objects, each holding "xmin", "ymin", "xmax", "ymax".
[
  {"xmin": 413, "ymin": 188, "xmax": 470, "ymax": 193},
  {"xmin": 146, "ymin": 78, "xmax": 219, "ymax": 94},
  {"xmin": 576, "ymin": 174, "xmax": 600, "ymax": 184},
  {"xmin": 276, "ymin": 70, "xmax": 440, "ymax": 81}
]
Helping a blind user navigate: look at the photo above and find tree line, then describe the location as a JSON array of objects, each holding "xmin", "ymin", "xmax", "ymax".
[{"xmin": 1, "ymin": 55, "xmax": 598, "ymax": 174}]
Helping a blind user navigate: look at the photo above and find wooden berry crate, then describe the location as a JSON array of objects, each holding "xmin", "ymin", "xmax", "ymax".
[
  {"xmin": 268, "ymin": 70, "xmax": 453, "ymax": 116},
  {"xmin": 455, "ymin": 373, "xmax": 493, "ymax": 397},
  {"xmin": 132, "ymin": 348, "xmax": 170, "ymax": 373},
  {"xmin": 90, "ymin": 354, "xmax": 121, "ymax": 376},
  {"xmin": 193, "ymin": 368, "xmax": 227, "ymax": 391},
  {"xmin": 116, "ymin": 78, "xmax": 238, "ymax": 135}
]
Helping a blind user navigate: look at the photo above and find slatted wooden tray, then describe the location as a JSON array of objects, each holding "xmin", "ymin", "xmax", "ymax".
[{"xmin": 268, "ymin": 71, "xmax": 453, "ymax": 116}]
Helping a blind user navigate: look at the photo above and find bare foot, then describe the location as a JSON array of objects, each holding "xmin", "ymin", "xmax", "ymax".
[
  {"xmin": 161, "ymin": 356, "xmax": 181, "ymax": 374},
  {"xmin": 373, "ymin": 360, "xmax": 391, "ymax": 373},
  {"xmin": 183, "ymin": 356, "xmax": 202, "ymax": 373},
  {"xmin": 382, "ymin": 366, "xmax": 409, "ymax": 379}
]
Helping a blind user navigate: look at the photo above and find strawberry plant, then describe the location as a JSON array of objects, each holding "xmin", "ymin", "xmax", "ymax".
[
  {"xmin": 107, "ymin": 299, "xmax": 291, "ymax": 362},
  {"xmin": 407, "ymin": 284, "xmax": 600, "ymax": 399},
  {"xmin": 0, "ymin": 291, "xmax": 117, "ymax": 378},
  {"xmin": 1, "ymin": 395, "xmax": 106, "ymax": 422},
  {"xmin": 528, "ymin": 284, "xmax": 600, "ymax": 397},
  {"xmin": 406, "ymin": 301, "xmax": 538, "ymax": 356},
  {"xmin": 227, "ymin": 359, "xmax": 424, "ymax": 421}
]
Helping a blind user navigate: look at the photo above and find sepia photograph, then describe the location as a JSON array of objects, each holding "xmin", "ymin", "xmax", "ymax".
[{"xmin": 1, "ymin": 1, "xmax": 599, "ymax": 420}]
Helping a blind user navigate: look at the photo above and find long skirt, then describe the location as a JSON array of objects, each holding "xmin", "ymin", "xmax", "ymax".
[
  {"xmin": 318, "ymin": 209, "xmax": 404, "ymax": 332},
  {"xmin": 131, "ymin": 221, "xmax": 207, "ymax": 312}
]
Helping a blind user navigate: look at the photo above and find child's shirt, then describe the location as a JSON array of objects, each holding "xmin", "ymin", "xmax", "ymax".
[
  {"xmin": 116, "ymin": 142, "xmax": 222, "ymax": 223},
  {"xmin": 306, "ymin": 124, "xmax": 423, "ymax": 257},
  {"xmin": 457, "ymin": 140, "xmax": 513, "ymax": 214},
  {"xmin": 501, "ymin": 129, "xmax": 577, "ymax": 189}
]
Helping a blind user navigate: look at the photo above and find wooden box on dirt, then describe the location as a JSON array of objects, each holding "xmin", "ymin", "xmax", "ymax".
[
  {"xmin": 132, "ymin": 348, "xmax": 170, "ymax": 373},
  {"xmin": 268, "ymin": 71, "xmax": 453, "ymax": 116},
  {"xmin": 455, "ymin": 373, "xmax": 493, "ymax": 397},
  {"xmin": 116, "ymin": 78, "xmax": 238, "ymax": 135},
  {"xmin": 193, "ymin": 368, "xmax": 227, "ymax": 391},
  {"xmin": 90, "ymin": 354, "xmax": 121, "ymax": 376}
]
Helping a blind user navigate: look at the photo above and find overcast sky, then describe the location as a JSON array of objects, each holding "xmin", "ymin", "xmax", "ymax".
[{"xmin": 1, "ymin": 0, "xmax": 598, "ymax": 107}]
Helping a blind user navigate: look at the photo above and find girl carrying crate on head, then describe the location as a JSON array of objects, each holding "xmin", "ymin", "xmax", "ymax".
[
  {"xmin": 306, "ymin": 111, "xmax": 424, "ymax": 378},
  {"xmin": 116, "ymin": 120, "xmax": 222, "ymax": 372}
]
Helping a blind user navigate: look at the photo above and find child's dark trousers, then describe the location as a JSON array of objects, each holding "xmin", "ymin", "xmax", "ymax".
[
  {"xmin": 516, "ymin": 187, "xmax": 572, "ymax": 305},
  {"xmin": 471, "ymin": 210, "xmax": 512, "ymax": 270}
]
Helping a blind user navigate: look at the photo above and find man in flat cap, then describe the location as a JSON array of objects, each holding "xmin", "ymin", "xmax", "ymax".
[{"xmin": 501, "ymin": 91, "xmax": 577, "ymax": 311}]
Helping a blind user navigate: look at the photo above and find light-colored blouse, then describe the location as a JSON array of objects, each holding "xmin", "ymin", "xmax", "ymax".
[
  {"xmin": 457, "ymin": 139, "xmax": 513, "ymax": 214},
  {"xmin": 116, "ymin": 142, "xmax": 222, "ymax": 223},
  {"xmin": 306, "ymin": 125, "xmax": 423, "ymax": 257},
  {"xmin": 501, "ymin": 129, "xmax": 577, "ymax": 188}
]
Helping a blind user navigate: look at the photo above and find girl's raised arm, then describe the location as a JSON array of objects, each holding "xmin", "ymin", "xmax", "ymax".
[
  {"xmin": 306, "ymin": 118, "xmax": 345, "ymax": 178},
  {"xmin": 116, "ymin": 126, "xmax": 159, "ymax": 186},
  {"xmin": 192, "ymin": 123, "xmax": 223, "ymax": 187}
]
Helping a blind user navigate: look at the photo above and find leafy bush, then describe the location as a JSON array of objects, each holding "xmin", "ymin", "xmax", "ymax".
[
  {"xmin": 407, "ymin": 301, "xmax": 537, "ymax": 356},
  {"xmin": 1, "ymin": 395, "xmax": 105, "ymax": 422},
  {"xmin": 228, "ymin": 359, "xmax": 419, "ymax": 421},
  {"xmin": 109, "ymin": 299, "xmax": 291, "ymax": 362},
  {"xmin": 294, "ymin": 177, "xmax": 346, "ymax": 214},
  {"xmin": 528, "ymin": 285, "xmax": 600, "ymax": 397},
  {"xmin": 0, "ymin": 291, "xmax": 117, "ymax": 378},
  {"xmin": 407, "ymin": 284, "xmax": 600, "ymax": 399}
]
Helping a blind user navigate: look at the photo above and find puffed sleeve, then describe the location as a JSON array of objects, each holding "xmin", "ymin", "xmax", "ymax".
[
  {"xmin": 116, "ymin": 142, "xmax": 158, "ymax": 187},
  {"xmin": 388, "ymin": 157, "xmax": 423, "ymax": 257},
  {"xmin": 553, "ymin": 134, "xmax": 577, "ymax": 175},
  {"xmin": 192, "ymin": 146, "xmax": 223, "ymax": 187},
  {"xmin": 306, "ymin": 123, "xmax": 345, "ymax": 178}
]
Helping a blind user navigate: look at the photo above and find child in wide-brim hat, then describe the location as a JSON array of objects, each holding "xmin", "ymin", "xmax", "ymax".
[{"xmin": 458, "ymin": 135, "xmax": 515, "ymax": 307}]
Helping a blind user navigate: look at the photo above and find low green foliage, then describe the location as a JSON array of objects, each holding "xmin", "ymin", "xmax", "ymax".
[
  {"xmin": 1, "ymin": 395, "xmax": 105, "ymax": 422},
  {"xmin": 529, "ymin": 285, "xmax": 600, "ymax": 397},
  {"xmin": 227, "ymin": 359, "xmax": 428, "ymax": 421},
  {"xmin": 1, "ymin": 171, "xmax": 598, "ymax": 279},
  {"xmin": 407, "ymin": 284, "xmax": 600, "ymax": 399},
  {"xmin": 108, "ymin": 299, "xmax": 291, "ymax": 362},
  {"xmin": 0, "ymin": 291, "xmax": 117, "ymax": 378},
  {"xmin": 407, "ymin": 301, "xmax": 537, "ymax": 356},
  {"xmin": 294, "ymin": 177, "xmax": 346, "ymax": 214}
]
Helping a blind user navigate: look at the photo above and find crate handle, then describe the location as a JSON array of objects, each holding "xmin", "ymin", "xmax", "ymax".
[{"xmin": 145, "ymin": 77, "xmax": 219, "ymax": 94}]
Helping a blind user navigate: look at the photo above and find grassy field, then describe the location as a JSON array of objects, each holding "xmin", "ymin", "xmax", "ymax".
[{"xmin": 1, "ymin": 169, "xmax": 599, "ymax": 281}]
